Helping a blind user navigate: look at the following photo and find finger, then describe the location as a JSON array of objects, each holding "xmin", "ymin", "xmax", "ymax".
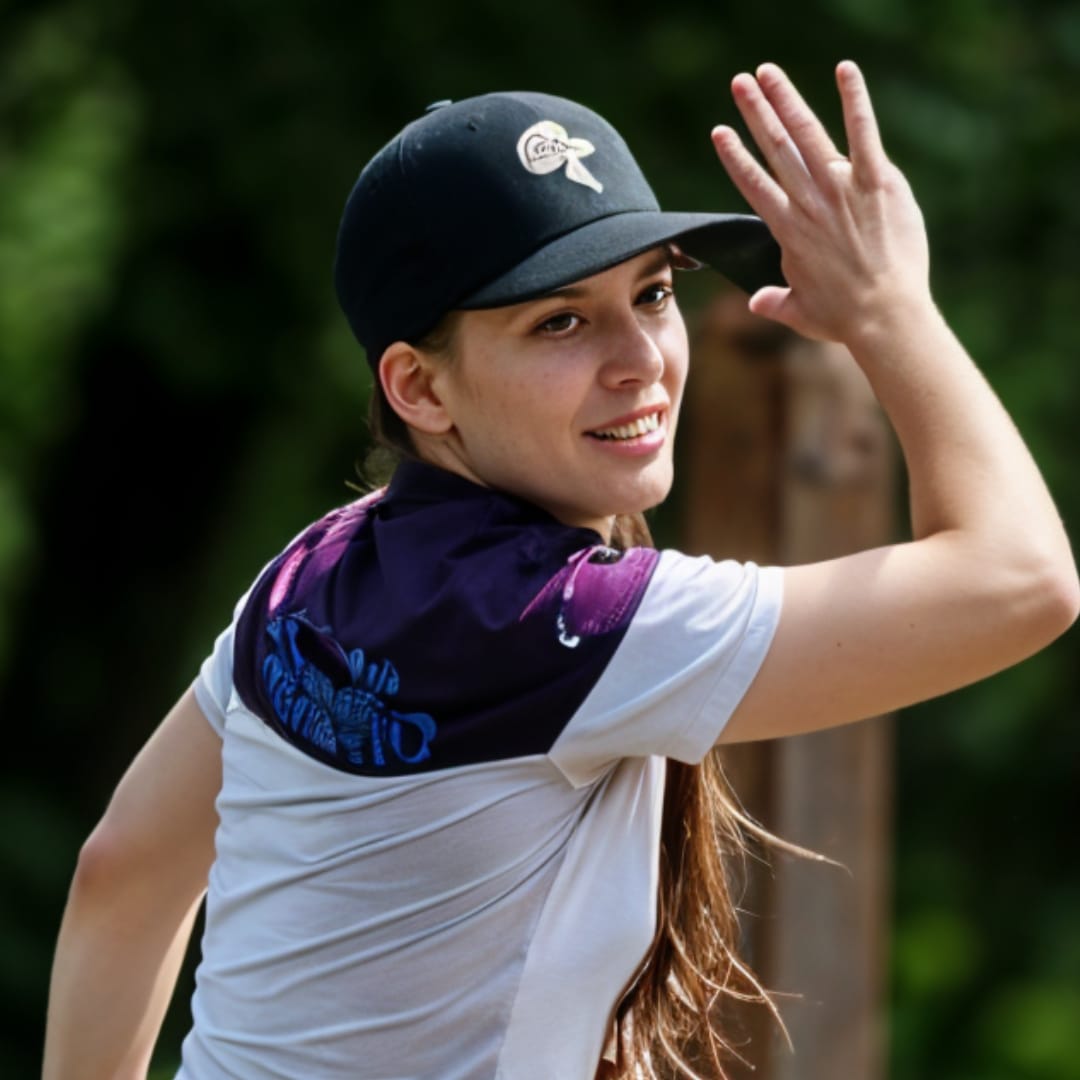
[
  {"xmin": 754, "ymin": 62, "xmax": 846, "ymax": 187},
  {"xmin": 729, "ymin": 71, "xmax": 817, "ymax": 204},
  {"xmin": 836, "ymin": 60, "xmax": 889, "ymax": 187},
  {"xmin": 711, "ymin": 123, "xmax": 789, "ymax": 224}
]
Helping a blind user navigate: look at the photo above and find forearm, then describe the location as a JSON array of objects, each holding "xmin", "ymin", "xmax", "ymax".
[
  {"xmin": 116, "ymin": 893, "xmax": 205, "ymax": 1078},
  {"xmin": 43, "ymin": 849, "xmax": 207, "ymax": 1080},
  {"xmin": 848, "ymin": 299, "xmax": 1074, "ymax": 572},
  {"xmin": 43, "ymin": 689, "xmax": 221, "ymax": 1080}
]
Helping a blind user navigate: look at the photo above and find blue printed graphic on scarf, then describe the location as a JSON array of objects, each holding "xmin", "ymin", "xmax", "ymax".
[{"xmin": 262, "ymin": 611, "xmax": 437, "ymax": 768}]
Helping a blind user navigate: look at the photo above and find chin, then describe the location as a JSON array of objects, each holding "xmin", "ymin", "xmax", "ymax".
[
  {"xmin": 619, "ymin": 472, "xmax": 674, "ymax": 516},
  {"xmin": 550, "ymin": 473, "xmax": 674, "ymax": 535}
]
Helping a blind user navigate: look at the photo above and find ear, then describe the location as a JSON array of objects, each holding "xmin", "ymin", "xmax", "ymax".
[{"xmin": 378, "ymin": 342, "xmax": 453, "ymax": 436}]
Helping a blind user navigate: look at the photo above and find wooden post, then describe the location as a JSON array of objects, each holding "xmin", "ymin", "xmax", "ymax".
[{"xmin": 682, "ymin": 293, "xmax": 896, "ymax": 1080}]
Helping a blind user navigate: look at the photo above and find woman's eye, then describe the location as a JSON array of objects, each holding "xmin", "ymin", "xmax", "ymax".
[
  {"xmin": 638, "ymin": 282, "xmax": 674, "ymax": 307},
  {"xmin": 536, "ymin": 312, "xmax": 580, "ymax": 335}
]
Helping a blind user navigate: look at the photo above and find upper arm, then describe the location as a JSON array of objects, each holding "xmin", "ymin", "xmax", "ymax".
[
  {"xmin": 720, "ymin": 535, "xmax": 1071, "ymax": 744},
  {"xmin": 86, "ymin": 687, "xmax": 222, "ymax": 895}
]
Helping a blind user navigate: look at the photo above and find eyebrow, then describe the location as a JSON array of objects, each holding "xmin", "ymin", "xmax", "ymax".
[{"xmin": 542, "ymin": 249, "xmax": 674, "ymax": 301}]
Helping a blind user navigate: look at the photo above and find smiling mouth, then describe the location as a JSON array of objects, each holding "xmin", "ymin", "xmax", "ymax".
[{"xmin": 588, "ymin": 411, "xmax": 662, "ymax": 441}]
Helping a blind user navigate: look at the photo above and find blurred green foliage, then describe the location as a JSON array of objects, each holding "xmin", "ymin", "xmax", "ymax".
[{"xmin": 1, "ymin": 0, "xmax": 1077, "ymax": 1077}]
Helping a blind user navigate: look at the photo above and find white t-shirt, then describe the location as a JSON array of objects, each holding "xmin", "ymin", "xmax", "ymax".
[{"xmin": 179, "ymin": 463, "xmax": 782, "ymax": 1080}]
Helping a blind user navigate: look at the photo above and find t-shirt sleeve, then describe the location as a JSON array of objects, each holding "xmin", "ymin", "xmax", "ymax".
[
  {"xmin": 549, "ymin": 551, "xmax": 783, "ymax": 787},
  {"xmin": 192, "ymin": 586, "xmax": 256, "ymax": 736},
  {"xmin": 192, "ymin": 623, "xmax": 234, "ymax": 736}
]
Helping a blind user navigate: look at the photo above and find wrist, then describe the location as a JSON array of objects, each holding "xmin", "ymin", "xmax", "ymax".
[{"xmin": 839, "ymin": 290, "xmax": 946, "ymax": 362}]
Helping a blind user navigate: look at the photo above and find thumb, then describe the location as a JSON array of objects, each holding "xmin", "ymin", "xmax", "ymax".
[{"xmin": 747, "ymin": 285, "xmax": 795, "ymax": 326}]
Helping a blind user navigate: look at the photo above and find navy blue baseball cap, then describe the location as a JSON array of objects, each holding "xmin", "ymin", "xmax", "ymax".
[{"xmin": 334, "ymin": 91, "xmax": 784, "ymax": 366}]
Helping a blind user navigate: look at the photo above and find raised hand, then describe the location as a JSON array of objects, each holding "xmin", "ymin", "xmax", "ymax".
[
  {"xmin": 711, "ymin": 61, "xmax": 1078, "ymax": 748},
  {"xmin": 712, "ymin": 61, "xmax": 931, "ymax": 346}
]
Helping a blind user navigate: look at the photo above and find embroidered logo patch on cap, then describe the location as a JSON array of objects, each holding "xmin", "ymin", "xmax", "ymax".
[{"xmin": 516, "ymin": 120, "xmax": 603, "ymax": 193}]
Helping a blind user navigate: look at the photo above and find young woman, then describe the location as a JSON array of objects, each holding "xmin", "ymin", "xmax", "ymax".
[{"xmin": 42, "ymin": 62, "xmax": 1078, "ymax": 1080}]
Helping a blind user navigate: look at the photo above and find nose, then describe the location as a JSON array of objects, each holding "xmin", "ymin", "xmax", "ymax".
[{"xmin": 598, "ymin": 313, "xmax": 665, "ymax": 388}]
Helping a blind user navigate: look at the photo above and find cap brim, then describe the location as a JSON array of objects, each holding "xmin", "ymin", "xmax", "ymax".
[{"xmin": 458, "ymin": 210, "xmax": 784, "ymax": 308}]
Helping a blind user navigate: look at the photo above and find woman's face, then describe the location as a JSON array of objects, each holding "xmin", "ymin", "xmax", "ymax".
[{"xmin": 424, "ymin": 247, "xmax": 690, "ymax": 540}]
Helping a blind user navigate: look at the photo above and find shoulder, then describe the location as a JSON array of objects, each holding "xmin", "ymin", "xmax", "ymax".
[
  {"xmin": 520, "ymin": 544, "xmax": 660, "ymax": 644},
  {"xmin": 261, "ymin": 490, "xmax": 385, "ymax": 616},
  {"xmin": 548, "ymin": 552, "xmax": 783, "ymax": 784}
]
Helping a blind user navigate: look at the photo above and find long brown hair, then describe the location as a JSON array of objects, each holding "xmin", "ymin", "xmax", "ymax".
[
  {"xmin": 364, "ymin": 320, "xmax": 786, "ymax": 1079},
  {"xmin": 594, "ymin": 513, "xmax": 789, "ymax": 1080}
]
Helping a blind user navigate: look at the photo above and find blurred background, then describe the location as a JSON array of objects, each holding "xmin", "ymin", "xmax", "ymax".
[{"xmin": 2, "ymin": 0, "xmax": 1078, "ymax": 1077}]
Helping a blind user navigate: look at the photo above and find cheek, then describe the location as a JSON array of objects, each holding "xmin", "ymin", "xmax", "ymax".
[
  {"xmin": 457, "ymin": 370, "xmax": 567, "ymax": 449},
  {"xmin": 503, "ymin": 365, "xmax": 587, "ymax": 428},
  {"xmin": 663, "ymin": 322, "xmax": 690, "ymax": 397}
]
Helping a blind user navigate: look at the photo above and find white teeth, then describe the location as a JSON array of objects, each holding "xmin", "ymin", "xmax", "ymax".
[{"xmin": 592, "ymin": 412, "xmax": 661, "ymax": 440}]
